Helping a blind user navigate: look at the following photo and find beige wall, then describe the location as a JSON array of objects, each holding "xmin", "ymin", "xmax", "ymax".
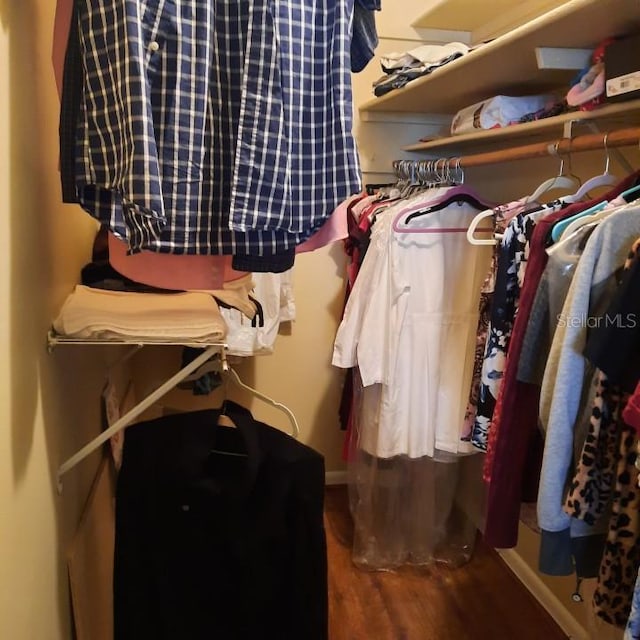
[
  {"xmin": 0, "ymin": 2, "xmax": 108, "ymax": 638},
  {"xmin": 1, "ymin": 1, "xmax": 639, "ymax": 639}
]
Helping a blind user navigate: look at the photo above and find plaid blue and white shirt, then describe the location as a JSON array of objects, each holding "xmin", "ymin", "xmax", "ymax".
[{"xmin": 74, "ymin": 0, "xmax": 362, "ymax": 256}]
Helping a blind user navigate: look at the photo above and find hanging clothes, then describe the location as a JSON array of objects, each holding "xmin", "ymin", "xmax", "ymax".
[
  {"xmin": 461, "ymin": 200, "xmax": 523, "ymax": 441},
  {"xmin": 481, "ymin": 174, "xmax": 640, "ymax": 550},
  {"xmin": 59, "ymin": 0, "xmax": 362, "ymax": 271},
  {"xmin": 332, "ymin": 182, "xmax": 493, "ymax": 569},
  {"xmin": 333, "ymin": 188, "xmax": 492, "ymax": 458},
  {"xmin": 537, "ymin": 201, "xmax": 640, "ymax": 558},
  {"xmin": 114, "ymin": 401, "xmax": 327, "ymax": 640},
  {"xmin": 572, "ymin": 240, "xmax": 640, "ymax": 627},
  {"xmin": 471, "ymin": 203, "xmax": 552, "ymax": 453}
]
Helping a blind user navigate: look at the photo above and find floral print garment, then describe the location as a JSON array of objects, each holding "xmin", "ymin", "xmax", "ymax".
[
  {"xmin": 471, "ymin": 209, "xmax": 544, "ymax": 454},
  {"xmin": 461, "ymin": 207, "xmax": 511, "ymax": 441}
]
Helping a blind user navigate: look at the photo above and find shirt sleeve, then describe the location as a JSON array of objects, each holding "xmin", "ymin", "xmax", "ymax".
[{"xmin": 332, "ymin": 218, "xmax": 393, "ymax": 387}]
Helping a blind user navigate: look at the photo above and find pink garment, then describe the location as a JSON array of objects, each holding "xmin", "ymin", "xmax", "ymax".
[
  {"xmin": 108, "ymin": 233, "xmax": 248, "ymax": 290},
  {"xmin": 566, "ymin": 67, "xmax": 605, "ymax": 107},
  {"xmin": 296, "ymin": 194, "xmax": 361, "ymax": 253},
  {"xmin": 53, "ymin": 0, "xmax": 73, "ymax": 98},
  {"xmin": 110, "ymin": 197, "xmax": 355, "ymax": 287}
]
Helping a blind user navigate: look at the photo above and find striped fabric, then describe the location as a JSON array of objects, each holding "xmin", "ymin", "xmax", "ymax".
[{"xmin": 73, "ymin": 0, "xmax": 361, "ymax": 257}]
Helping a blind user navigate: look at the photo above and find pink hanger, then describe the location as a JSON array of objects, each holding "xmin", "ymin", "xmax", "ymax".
[
  {"xmin": 393, "ymin": 225, "xmax": 494, "ymax": 235},
  {"xmin": 391, "ymin": 185, "xmax": 495, "ymax": 234}
]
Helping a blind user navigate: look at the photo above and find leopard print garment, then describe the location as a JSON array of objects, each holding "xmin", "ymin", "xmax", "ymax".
[
  {"xmin": 593, "ymin": 426, "xmax": 640, "ymax": 628},
  {"xmin": 568, "ymin": 240, "xmax": 640, "ymax": 627},
  {"xmin": 564, "ymin": 371, "xmax": 623, "ymax": 525}
]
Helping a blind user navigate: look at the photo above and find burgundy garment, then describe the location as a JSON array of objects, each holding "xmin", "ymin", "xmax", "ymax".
[{"xmin": 483, "ymin": 173, "xmax": 640, "ymax": 549}]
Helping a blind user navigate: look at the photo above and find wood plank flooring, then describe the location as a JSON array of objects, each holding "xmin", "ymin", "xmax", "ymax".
[{"xmin": 325, "ymin": 485, "xmax": 568, "ymax": 640}]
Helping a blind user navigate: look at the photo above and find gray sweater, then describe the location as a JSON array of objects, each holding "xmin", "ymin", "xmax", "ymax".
[{"xmin": 538, "ymin": 203, "xmax": 640, "ymax": 535}]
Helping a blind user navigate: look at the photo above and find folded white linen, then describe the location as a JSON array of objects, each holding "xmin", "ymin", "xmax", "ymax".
[{"xmin": 53, "ymin": 285, "xmax": 227, "ymax": 342}]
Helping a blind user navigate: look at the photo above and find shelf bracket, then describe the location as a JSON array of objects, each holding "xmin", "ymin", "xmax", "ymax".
[{"xmin": 55, "ymin": 342, "xmax": 227, "ymax": 494}]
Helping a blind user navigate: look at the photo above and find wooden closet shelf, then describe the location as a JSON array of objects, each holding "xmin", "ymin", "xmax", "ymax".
[
  {"xmin": 411, "ymin": 0, "xmax": 566, "ymax": 35},
  {"xmin": 404, "ymin": 99, "xmax": 640, "ymax": 154},
  {"xmin": 363, "ymin": 0, "xmax": 640, "ymax": 115}
]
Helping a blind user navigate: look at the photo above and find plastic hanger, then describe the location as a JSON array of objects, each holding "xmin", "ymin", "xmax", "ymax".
[
  {"xmin": 224, "ymin": 367, "xmax": 300, "ymax": 438},
  {"xmin": 560, "ymin": 133, "xmax": 619, "ymax": 204},
  {"xmin": 525, "ymin": 141, "xmax": 580, "ymax": 204},
  {"xmin": 392, "ymin": 189, "xmax": 494, "ymax": 233},
  {"xmin": 391, "ymin": 159, "xmax": 495, "ymax": 233},
  {"xmin": 620, "ymin": 183, "xmax": 640, "ymax": 203},
  {"xmin": 554, "ymin": 200, "xmax": 609, "ymax": 242},
  {"xmin": 466, "ymin": 209, "xmax": 496, "ymax": 245}
]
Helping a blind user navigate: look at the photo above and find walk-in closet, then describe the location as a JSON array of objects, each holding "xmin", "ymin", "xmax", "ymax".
[{"xmin": 1, "ymin": 1, "xmax": 640, "ymax": 638}]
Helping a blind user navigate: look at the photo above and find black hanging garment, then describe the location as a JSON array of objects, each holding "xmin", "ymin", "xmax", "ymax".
[{"xmin": 114, "ymin": 401, "xmax": 327, "ymax": 640}]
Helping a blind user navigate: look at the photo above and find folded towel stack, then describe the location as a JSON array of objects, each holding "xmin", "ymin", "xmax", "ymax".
[{"xmin": 53, "ymin": 285, "xmax": 227, "ymax": 343}]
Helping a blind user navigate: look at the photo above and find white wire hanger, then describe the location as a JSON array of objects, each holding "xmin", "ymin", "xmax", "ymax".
[{"xmin": 183, "ymin": 356, "xmax": 301, "ymax": 439}]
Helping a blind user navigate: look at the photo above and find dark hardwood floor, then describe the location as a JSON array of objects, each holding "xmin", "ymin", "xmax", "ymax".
[{"xmin": 325, "ymin": 485, "xmax": 568, "ymax": 640}]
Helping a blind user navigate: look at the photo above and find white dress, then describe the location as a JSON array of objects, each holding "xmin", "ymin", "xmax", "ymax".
[{"xmin": 333, "ymin": 192, "xmax": 492, "ymax": 458}]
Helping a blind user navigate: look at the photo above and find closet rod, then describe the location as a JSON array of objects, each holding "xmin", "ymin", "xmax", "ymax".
[{"xmin": 456, "ymin": 126, "xmax": 640, "ymax": 169}]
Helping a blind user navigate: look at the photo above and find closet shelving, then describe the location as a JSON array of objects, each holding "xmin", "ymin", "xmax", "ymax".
[
  {"xmin": 410, "ymin": 0, "xmax": 566, "ymax": 37},
  {"xmin": 49, "ymin": 335, "xmax": 228, "ymax": 492},
  {"xmin": 362, "ymin": 0, "xmax": 640, "ymax": 155},
  {"xmin": 405, "ymin": 99, "xmax": 640, "ymax": 154}
]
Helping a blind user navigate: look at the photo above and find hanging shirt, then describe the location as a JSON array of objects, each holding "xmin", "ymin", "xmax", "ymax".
[
  {"xmin": 333, "ymin": 191, "xmax": 492, "ymax": 458},
  {"xmin": 462, "ymin": 199, "xmax": 528, "ymax": 442},
  {"xmin": 482, "ymin": 174, "xmax": 640, "ymax": 551},
  {"xmin": 538, "ymin": 205, "xmax": 640, "ymax": 536},
  {"xmin": 471, "ymin": 206, "xmax": 549, "ymax": 452},
  {"xmin": 72, "ymin": 0, "xmax": 361, "ymax": 257}
]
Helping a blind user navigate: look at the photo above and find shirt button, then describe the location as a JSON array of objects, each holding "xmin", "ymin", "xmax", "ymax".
[{"xmin": 149, "ymin": 41, "xmax": 160, "ymax": 53}]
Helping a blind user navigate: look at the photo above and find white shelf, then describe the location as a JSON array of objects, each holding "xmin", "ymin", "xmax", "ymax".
[
  {"xmin": 46, "ymin": 330, "xmax": 227, "ymax": 352},
  {"xmin": 363, "ymin": 0, "xmax": 640, "ymax": 115},
  {"xmin": 404, "ymin": 99, "xmax": 640, "ymax": 153}
]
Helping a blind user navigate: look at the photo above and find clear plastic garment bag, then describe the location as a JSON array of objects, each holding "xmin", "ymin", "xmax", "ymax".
[
  {"xmin": 346, "ymin": 372, "xmax": 484, "ymax": 570},
  {"xmin": 336, "ymin": 159, "xmax": 492, "ymax": 570}
]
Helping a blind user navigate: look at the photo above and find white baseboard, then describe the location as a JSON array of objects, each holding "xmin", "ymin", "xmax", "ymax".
[
  {"xmin": 325, "ymin": 471, "xmax": 348, "ymax": 486},
  {"xmin": 497, "ymin": 548, "xmax": 589, "ymax": 640}
]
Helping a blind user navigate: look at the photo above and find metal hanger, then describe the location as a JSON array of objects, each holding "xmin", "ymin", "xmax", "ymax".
[
  {"xmin": 525, "ymin": 140, "xmax": 581, "ymax": 204},
  {"xmin": 560, "ymin": 132, "xmax": 619, "ymax": 204}
]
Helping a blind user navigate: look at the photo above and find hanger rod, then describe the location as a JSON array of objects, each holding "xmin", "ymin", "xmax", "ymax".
[{"xmin": 455, "ymin": 127, "xmax": 640, "ymax": 169}]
